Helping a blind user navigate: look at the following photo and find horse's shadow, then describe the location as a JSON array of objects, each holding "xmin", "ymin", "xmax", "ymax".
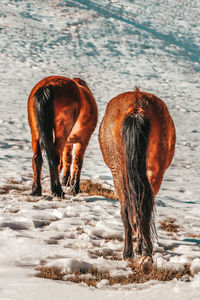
[{"xmin": 85, "ymin": 196, "xmax": 118, "ymax": 204}]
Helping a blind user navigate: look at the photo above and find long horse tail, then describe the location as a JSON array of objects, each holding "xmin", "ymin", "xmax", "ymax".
[
  {"xmin": 122, "ymin": 112, "xmax": 155, "ymax": 254},
  {"xmin": 34, "ymin": 86, "xmax": 57, "ymax": 165}
]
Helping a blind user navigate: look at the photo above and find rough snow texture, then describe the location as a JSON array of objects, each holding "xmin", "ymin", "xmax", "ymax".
[{"xmin": 0, "ymin": 0, "xmax": 200, "ymax": 299}]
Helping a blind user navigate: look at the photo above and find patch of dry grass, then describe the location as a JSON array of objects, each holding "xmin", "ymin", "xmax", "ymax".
[
  {"xmin": 0, "ymin": 184, "xmax": 30, "ymax": 194},
  {"xmin": 36, "ymin": 262, "xmax": 191, "ymax": 287},
  {"xmin": 76, "ymin": 227, "xmax": 86, "ymax": 234},
  {"xmin": 187, "ymin": 233, "xmax": 200, "ymax": 238},
  {"xmin": 159, "ymin": 217, "xmax": 179, "ymax": 233},
  {"xmin": 25, "ymin": 197, "xmax": 40, "ymax": 202},
  {"xmin": 80, "ymin": 179, "xmax": 117, "ymax": 200},
  {"xmin": 36, "ymin": 266, "xmax": 65, "ymax": 280},
  {"xmin": 105, "ymin": 236, "xmax": 123, "ymax": 242},
  {"xmin": 1, "ymin": 178, "xmax": 117, "ymax": 200}
]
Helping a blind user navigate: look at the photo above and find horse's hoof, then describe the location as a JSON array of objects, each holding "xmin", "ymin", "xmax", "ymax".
[
  {"xmin": 31, "ymin": 191, "xmax": 42, "ymax": 196},
  {"xmin": 69, "ymin": 189, "xmax": 79, "ymax": 196},
  {"xmin": 123, "ymin": 249, "xmax": 134, "ymax": 261},
  {"xmin": 139, "ymin": 256, "xmax": 153, "ymax": 273},
  {"xmin": 68, "ymin": 183, "xmax": 80, "ymax": 196},
  {"xmin": 54, "ymin": 188, "xmax": 64, "ymax": 198},
  {"xmin": 51, "ymin": 183, "xmax": 64, "ymax": 198},
  {"xmin": 52, "ymin": 191, "xmax": 64, "ymax": 198},
  {"xmin": 31, "ymin": 186, "xmax": 42, "ymax": 196},
  {"xmin": 123, "ymin": 256, "xmax": 134, "ymax": 262},
  {"xmin": 58, "ymin": 191, "xmax": 65, "ymax": 199}
]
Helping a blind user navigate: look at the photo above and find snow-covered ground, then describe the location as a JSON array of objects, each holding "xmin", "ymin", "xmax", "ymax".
[{"xmin": 0, "ymin": 0, "xmax": 200, "ymax": 299}]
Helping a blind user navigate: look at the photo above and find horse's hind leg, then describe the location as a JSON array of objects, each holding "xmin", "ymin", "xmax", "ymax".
[
  {"xmin": 121, "ymin": 204, "xmax": 133, "ymax": 260},
  {"xmin": 62, "ymin": 143, "xmax": 73, "ymax": 187},
  {"xmin": 31, "ymin": 137, "xmax": 43, "ymax": 196},
  {"xmin": 41, "ymin": 137, "xmax": 62, "ymax": 198},
  {"xmin": 133, "ymin": 225, "xmax": 143, "ymax": 255},
  {"xmin": 48, "ymin": 152, "xmax": 63, "ymax": 197},
  {"xmin": 69, "ymin": 141, "xmax": 88, "ymax": 195},
  {"xmin": 48, "ymin": 148, "xmax": 63, "ymax": 198}
]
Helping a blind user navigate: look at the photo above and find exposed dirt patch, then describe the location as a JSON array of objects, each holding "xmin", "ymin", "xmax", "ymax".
[
  {"xmin": 80, "ymin": 179, "xmax": 117, "ymax": 200},
  {"xmin": 36, "ymin": 263, "xmax": 191, "ymax": 287},
  {"xmin": 159, "ymin": 217, "xmax": 179, "ymax": 233},
  {"xmin": 187, "ymin": 233, "xmax": 200, "ymax": 238},
  {"xmin": 105, "ymin": 236, "xmax": 123, "ymax": 242}
]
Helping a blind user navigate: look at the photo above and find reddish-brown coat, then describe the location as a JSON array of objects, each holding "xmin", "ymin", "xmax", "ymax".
[
  {"xmin": 28, "ymin": 76, "xmax": 98, "ymax": 196},
  {"xmin": 99, "ymin": 90, "xmax": 175, "ymax": 196},
  {"xmin": 99, "ymin": 89, "xmax": 176, "ymax": 269}
]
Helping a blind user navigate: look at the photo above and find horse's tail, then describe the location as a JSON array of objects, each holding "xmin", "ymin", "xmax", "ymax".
[
  {"xmin": 34, "ymin": 86, "xmax": 57, "ymax": 165},
  {"xmin": 122, "ymin": 112, "xmax": 155, "ymax": 253}
]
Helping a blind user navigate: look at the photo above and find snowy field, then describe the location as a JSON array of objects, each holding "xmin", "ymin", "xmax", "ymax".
[{"xmin": 0, "ymin": 0, "xmax": 200, "ymax": 299}]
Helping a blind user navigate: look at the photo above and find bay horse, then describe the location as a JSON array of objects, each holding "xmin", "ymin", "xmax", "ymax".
[
  {"xmin": 99, "ymin": 88, "xmax": 176, "ymax": 271},
  {"xmin": 28, "ymin": 76, "xmax": 98, "ymax": 197}
]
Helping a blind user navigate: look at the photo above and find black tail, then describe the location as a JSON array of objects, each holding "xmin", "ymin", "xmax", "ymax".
[
  {"xmin": 122, "ymin": 113, "xmax": 155, "ymax": 253},
  {"xmin": 34, "ymin": 86, "xmax": 57, "ymax": 166}
]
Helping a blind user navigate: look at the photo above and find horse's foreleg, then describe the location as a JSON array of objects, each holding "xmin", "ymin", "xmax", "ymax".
[
  {"xmin": 31, "ymin": 138, "xmax": 43, "ymax": 196},
  {"xmin": 69, "ymin": 141, "xmax": 87, "ymax": 195},
  {"xmin": 62, "ymin": 143, "xmax": 73, "ymax": 187}
]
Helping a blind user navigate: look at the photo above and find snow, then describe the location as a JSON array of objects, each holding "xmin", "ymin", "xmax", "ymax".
[{"xmin": 0, "ymin": 0, "xmax": 200, "ymax": 299}]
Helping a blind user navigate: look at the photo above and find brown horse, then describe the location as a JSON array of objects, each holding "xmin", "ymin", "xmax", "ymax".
[
  {"xmin": 99, "ymin": 88, "xmax": 176, "ymax": 270},
  {"xmin": 28, "ymin": 76, "xmax": 98, "ymax": 197}
]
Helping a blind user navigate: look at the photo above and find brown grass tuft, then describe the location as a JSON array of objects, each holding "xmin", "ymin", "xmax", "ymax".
[
  {"xmin": 36, "ymin": 262, "xmax": 191, "ymax": 288},
  {"xmin": 187, "ymin": 233, "xmax": 200, "ymax": 238},
  {"xmin": 88, "ymin": 250, "xmax": 121, "ymax": 261},
  {"xmin": 0, "ymin": 184, "xmax": 30, "ymax": 194},
  {"xmin": 36, "ymin": 266, "xmax": 65, "ymax": 280},
  {"xmin": 25, "ymin": 197, "xmax": 40, "ymax": 202},
  {"xmin": 76, "ymin": 227, "xmax": 85, "ymax": 234},
  {"xmin": 105, "ymin": 236, "xmax": 123, "ymax": 242},
  {"xmin": 1, "ymin": 178, "xmax": 116, "ymax": 200},
  {"xmin": 159, "ymin": 217, "xmax": 179, "ymax": 233},
  {"xmin": 80, "ymin": 179, "xmax": 117, "ymax": 200}
]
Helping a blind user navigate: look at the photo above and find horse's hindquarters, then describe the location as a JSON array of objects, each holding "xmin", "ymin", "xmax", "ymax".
[
  {"xmin": 99, "ymin": 89, "xmax": 176, "ymax": 266},
  {"xmin": 145, "ymin": 103, "xmax": 176, "ymax": 196},
  {"xmin": 28, "ymin": 76, "xmax": 98, "ymax": 197}
]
